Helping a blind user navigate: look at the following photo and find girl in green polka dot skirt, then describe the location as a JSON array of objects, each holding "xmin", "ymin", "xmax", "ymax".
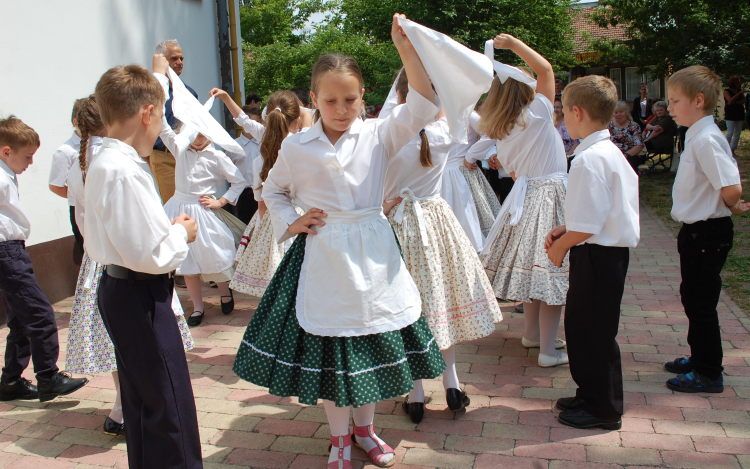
[{"xmin": 233, "ymin": 15, "xmax": 447, "ymax": 469}]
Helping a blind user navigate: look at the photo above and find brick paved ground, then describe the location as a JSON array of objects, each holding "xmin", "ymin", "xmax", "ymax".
[{"xmin": 2, "ymin": 204, "xmax": 750, "ymax": 468}]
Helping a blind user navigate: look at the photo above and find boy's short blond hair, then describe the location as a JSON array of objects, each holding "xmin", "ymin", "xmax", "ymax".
[
  {"xmin": 561, "ymin": 75, "xmax": 618, "ymax": 124},
  {"xmin": 667, "ymin": 65, "xmax": 720, "ymax": 111},
  {"xmin": 0, "ymin": 116, "xmax": 40, "ymax": 150},
  {"xmin": 95, "ymin": 65, "xmax": 166, "ymax": 126}
]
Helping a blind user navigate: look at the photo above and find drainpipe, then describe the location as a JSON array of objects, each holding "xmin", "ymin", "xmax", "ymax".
[
  {"xmin": 216, "ymin": 0, "xmax": 235, "ymax": 134},
  {"xmin": 228, "ymin": 0, "xmax": 243, "ymax": 129}
]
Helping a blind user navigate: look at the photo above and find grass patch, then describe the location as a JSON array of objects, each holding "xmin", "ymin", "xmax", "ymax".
[{"xmin": 639, "ymin": 129, "xmax": 750, "ymax": 313}]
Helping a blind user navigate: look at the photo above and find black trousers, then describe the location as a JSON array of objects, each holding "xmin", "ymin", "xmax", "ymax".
[
  {"xmin": 69, "ymin": 206, "xmax": 84, "ymax": 251},
  {"xmin": 235, "ymin": 188, "xmax": 258, "ymax": 225},
  {"xmin": 565, "ymin": 244, "xmax": 629, "ymax": 419},
  {"xmin": 678, "ymin": 217, "xmax": 733, "ymax": 380},
  {"xmin": 0, "ymin": 240, "xmax": 59, "ymax": 383},
  {"xmin": 482, "ymin": 167, "xmax": 515, "ymax": 204},
  {"xmin": 98, "ymin": 273, "xmax": 202, "ymax": 469}
]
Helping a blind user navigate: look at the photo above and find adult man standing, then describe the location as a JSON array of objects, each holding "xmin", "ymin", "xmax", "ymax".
[{"xmin": 149, "ymin": 39, "xmax": 198, "ymax": 204}]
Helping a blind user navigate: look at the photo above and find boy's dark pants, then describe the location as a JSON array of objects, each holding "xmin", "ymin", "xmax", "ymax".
[
  {"xmin": 0, "ymin": 240, "xmax": 60, "ymax": 384},
  {"xmin": 235, "ymin": 187, "xmax": 258, "ymax": 225},
  {"xmin": 98, "ymin": 273, "xmax": 202, "ymax": 469},
  {"xmin": 565, "ymin": 244, "xmax": 629, "ymax": 419},
  {"xmin": 678, "ymin": 217, "xmax": 733, "ymax": 380}
]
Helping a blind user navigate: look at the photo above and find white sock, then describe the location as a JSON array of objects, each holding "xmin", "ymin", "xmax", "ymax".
[
  {"xmin": 352, "ymin": 403, "xmax": 393, "ymax": 466},
  {"xmin": 408, "ymin": 380, "xmax": 424, "ymax": 403},
  {"xmin": 523, "ymin": 300, "xmax": 542, "ymax": 342},
  {"xmin": 539, "ymin": 302, "xmax": 564, "ymax": 356},
  {"xmin": 109, "ymin": 371, "xmax": 124, "ymax": 424},
  {"xmin": 441, "ymin": 346, "xmax": 460, "ymax": 390},
  {"xmin": 323, "ymin": 400, "xmax": 351, "ymax": 465}
]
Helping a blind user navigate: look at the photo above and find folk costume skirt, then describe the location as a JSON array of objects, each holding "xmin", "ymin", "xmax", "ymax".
[
  {"xmin": 459, "ymin": 165, "xmax": 502, "ymax": 236},
  {"xmin": 440, "ymin": 165, "xmax": 484, "ymax": 251},
  {"xmin": 230, "ymin": 211, "xmax": 288, "ymax": 297},
  {"xmin": 387, "ymin": 195, "xmax": 502, "ymax": 350},
  {"xmin": 481, "ymin": 178, "xmax": 569, "ymax": 305},
  {"xmin": 66, "ymin": 255, "xmax": 194, "ymax": 375},
  {"xmin": 232, "ymin": 233, "xmax": 446, "ymax": 408}
]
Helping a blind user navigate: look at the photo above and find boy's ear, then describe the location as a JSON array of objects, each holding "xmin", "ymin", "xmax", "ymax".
[
  {"xmin": 572, "ymin": 105, "xmax": 584, "ymax": 122},
  {"xmin": 142, "ymin": 104, "xmax": 155, "ymax": 127},
  {"xmin": 1, "ymin": 145, "xmax": 10, "ymax": 160},
  {"xmin": 694, "ymin": 92, "xmax": 705, "ymax": 110}
]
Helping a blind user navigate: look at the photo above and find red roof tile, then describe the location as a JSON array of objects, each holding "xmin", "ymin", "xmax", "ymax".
[{"xmin": 571, "ymin": 7, "xmax": 628, "ymax": 55}]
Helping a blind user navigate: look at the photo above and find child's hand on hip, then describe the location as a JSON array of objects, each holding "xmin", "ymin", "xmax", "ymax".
[
  {"xmin": 289, "ymin": 208, "xmax": 327, "ymax": 235},
  {"xmin": 200, "ymin": 196, "xmax": 224, "ymax": 210}
]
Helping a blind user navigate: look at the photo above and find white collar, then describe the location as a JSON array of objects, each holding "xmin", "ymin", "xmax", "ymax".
[
  {"xmin": 0, "ymin": 159, "xmax": 16, "ymax": 184},
  {"xmin": 574, "ymin": 129, "xmax": 611, "ymax": 155},
  {"xmin": 71, "ymin": 132, "xmax": 81, "ymax": 145},
  {"xmin": 685, "ymin": 115, "xmax": 715, "ymax": 145},
  {"xmin": 300, "ymin": 116, "xmax": 362, "ymax": 145},
  {"xmin": 101, "ymin": 138, "xmax": 147, "ymax": 165}
]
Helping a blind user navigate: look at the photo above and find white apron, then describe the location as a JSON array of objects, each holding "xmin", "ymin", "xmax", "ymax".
[{"xmin": 296, "ymin": 207, "xmax": 422, "ymax": 337}]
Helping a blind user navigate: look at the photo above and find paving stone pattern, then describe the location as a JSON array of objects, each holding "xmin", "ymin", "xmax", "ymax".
[{"xmin": 2, "ymin": 204, "xmax": 750, "ymax": 468}]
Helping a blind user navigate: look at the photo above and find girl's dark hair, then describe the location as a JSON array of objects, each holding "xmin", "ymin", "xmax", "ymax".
[
  {"xmin": 310, "ymin": 54, "xmax": 365, "ymax": 123},
  {"xmin": 395, "ymin": 68, "xmax": 433, "ymax": 168},
  {"xmin": 260, "ymin": 91, "xmax": 301, "ymax": 181},
  {"xmin": 728, "ymin": 75, "xmax": 741, "ymax": 90},
  {"xmin": 76, "ymin": 95, "xmax": 106, "ymax": 184}
]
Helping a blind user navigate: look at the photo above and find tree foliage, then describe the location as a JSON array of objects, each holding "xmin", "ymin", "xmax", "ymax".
[
  {"xmin": 239, "ymin": 0, "xmax": 323, "ymax": 46},
  {"xmin": 592, "ymin": 0, "xmax": 750, "ymax": 80}
]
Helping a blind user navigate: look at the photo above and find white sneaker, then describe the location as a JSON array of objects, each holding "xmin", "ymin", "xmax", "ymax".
[
  {"xmin": 538, "ymin": 351, "xmax": 569, "ymax": 368},
  {"xmin": 521, "ymin": 337, "xmax": 567, "ymax": 349}
]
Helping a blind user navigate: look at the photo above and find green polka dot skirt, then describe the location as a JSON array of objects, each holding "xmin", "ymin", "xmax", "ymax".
[{"xmin": 233, "ymin": 233, "xmax": 446, "ymax": 408}]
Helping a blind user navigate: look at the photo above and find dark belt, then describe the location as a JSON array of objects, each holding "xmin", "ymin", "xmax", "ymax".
[{"xmin": 106, "ymin": 265, "xmax": 173, "ymax": 283}]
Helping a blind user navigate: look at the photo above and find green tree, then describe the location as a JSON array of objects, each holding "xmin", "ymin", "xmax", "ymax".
[
  {"xmin": 239, "ymin": 0, "xmax": 323, "ymax": 46},
  {"xmin": 591, "ymin": 0, "xmax": 750, "ymax": 80}
]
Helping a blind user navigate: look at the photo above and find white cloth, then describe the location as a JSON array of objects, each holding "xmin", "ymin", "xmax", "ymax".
[
  {"xmin": 67, "ymin": 136, "xmax": 103, "ymax": 234},
  {"xmin": 296, "ymin": 207, "xmax": 422, "ymax": 336},
  {"xmin": 440, "ymin": 165, "xmax": 484, "ymax": 252},
  {"xmin": 0, "ymin": 160, "xmax": 30, "ymax": 242},
  {"xmin": 160, "ymin": 118, "xmax": 248, "ymax": 206},
  {"xmin": 484, "ymin": 40, "xmax": 537, "ymax": 90},
  {"xmin": 398, "ymin": 17, "xmax": 493, "ymax": 143},
  {"xmin": 159, "ymin": 70, "xmax": 243, "ymax": 154},
  {"xmin": 671, "ymin": 115, "xmax": 741, "ymax": 224},
  {"xmin": 262, "ymin": 84, "xmax": 438, "ymax": 336},
  {"xmin": 565, "ymin": 130, "xmax": 640, "ymax": 248},
  {"xmin": 378, "ymin": 70, "xmax": 402, "ymax": 122},
  {"xmin": 49, "ymin": 132, "xmax": 81, "ymax": 206},
  {"xmin": 467, "ymin": 95, "xmax": 567, "ymax": 178},
  {"xmin": 228, "ymin": 134, "xmax": 260, "ymax": 184},
  {"xmin": 84, "ymin": 138, "xmax": 188, "ymax": 274},
  {"xmin": 393, "ymin": 192, "xmax": 440, "ymax": 247},
  {"xmin": 384, "ymin": 118, "xmax": 452, "ymax": 201},
  {"xmin": 449, "ymin": 111, "xmax": 482, "ymax": 164}
]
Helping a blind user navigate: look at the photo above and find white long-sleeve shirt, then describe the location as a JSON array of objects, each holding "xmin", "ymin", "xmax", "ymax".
[
  {"xmin": 159, "ymin": 118, "xmax": 248, "ymax": 205},
  {"xmin": 84, "ymin": 138, "xmax": 188, "ymax": 274},
  {"xmin": 228, "ymin": 134, "xmax": 260, "ymax": 185},
  {"xmin": 262, "ymin": 85, "xmax": 439, "ymax": 241},
  {"xmin": 67, "ymin": 136, "xmax": 103, "ymax": 233},
  {"xmin": 447, "ymin": 111, "xmax": 481, "ymax": 166},
  {"xmin": 0, "ymin": 160, "xmax": 30, "ymax": 242}
]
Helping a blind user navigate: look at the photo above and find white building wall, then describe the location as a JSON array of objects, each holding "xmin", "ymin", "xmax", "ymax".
[{"xmin": 0, "ymin": 0, "xmax": 242, "ymax": 246}]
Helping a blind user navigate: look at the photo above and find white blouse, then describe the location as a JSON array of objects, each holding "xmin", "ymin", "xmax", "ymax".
[
  {"xmin": 446, "ymin": 111, "xmax": 481, "ymax": 167},
  {"xmin": 160, "ymin": 118, "xmax": 248, "ymax": 205},
  {"xmin": 67, "ymin": 136, "xmax": 103, "ymax": 233},
  {"xmin": 263, "ymin": 85, "xmax": 440, "ymax": 241},
  {"xmin": 84, "ymin": 138, "xmax": 188, "ymax": 274},
  {"xmin": 384, "ymin": 118, "xmax": 452, "ymax": 201}
]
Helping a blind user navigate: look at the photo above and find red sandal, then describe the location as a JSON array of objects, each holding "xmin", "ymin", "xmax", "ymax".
[
  {"xmin": 351, "ymin": 424, "xmax": 395, "ymax": 468},
  {"xmin": 327, "ymin": 434, "xmax": 353, "ymax": 469}
]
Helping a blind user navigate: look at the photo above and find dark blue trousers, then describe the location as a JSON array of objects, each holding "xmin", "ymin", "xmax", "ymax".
[
  {"xmin": 98, "ymin": 273, "xmax": 202, "ymax": 469},
  {"xmin": 0, "ymin": 240, "xmax": 60, "ymax": 383}
]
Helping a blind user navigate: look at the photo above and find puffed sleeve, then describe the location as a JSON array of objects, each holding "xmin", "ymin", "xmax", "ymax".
[
  {"xmin": 215, "ymin": 150, "xmax": 249, "ymax": 205},
  {"xmin": 378, "ymin": 85, "xmax": 439, "ymax": 158}
]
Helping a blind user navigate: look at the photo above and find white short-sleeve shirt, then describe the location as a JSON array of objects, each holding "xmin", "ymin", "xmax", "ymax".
[
  {"xmin": 48, "ymin": 132, "xmax": 81, "ymax": 206},
  {"xmin": 671, "ymin": 115, "xmax": 741, "ymax": 224},
  {"xmin": 0, "ymin": 160, "xmax": 31, "ymax": 242},
  {"xmin": 565, "ymin": 129, "xmax": 640, "ymax": 248}
]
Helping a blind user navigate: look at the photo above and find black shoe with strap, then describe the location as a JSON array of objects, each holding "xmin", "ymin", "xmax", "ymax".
[
  {"xmin": 221, "ymin": 290, "xmax": 234, "ymax": 315},
  {"xmin": 0, "ymin": 378, "xmax": 38, "ymax": 401},
  {"xmin": 103, "ymin": 416, "xmax": 125, "ymax": 436},
  {"xmin": 187, "ymin": 310, "xmax": 204, "ymax": 327},
  {"xmin": 402, "ymin": 396, "xmax": 424, "ymax": 424},
  {"xmin": 445, "ymin": 388, "xmax": 470, "ymax": 412},
  {"xmin": 37, "ymin": 372, "xmax": 88, "ymax": 402}
]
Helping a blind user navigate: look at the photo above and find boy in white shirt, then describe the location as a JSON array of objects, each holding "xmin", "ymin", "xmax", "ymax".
[
  {"xmin": 48, "ymin": 98, "xmax": 85, "ymax": 249},
  {"xmin": 0, "ymin": 116, "xmax": 89, "ymax": 402},
  {"xmin": 546, "ymin": 75, "xmax": 640, "ymax": 430},
  {"xmin": 662, "ymin": 66, "xmax": 748, "ymax": 393},
  {"xmin": 228, "ymin": 105, "xmax": 261, "ymax": 223},
  {"xmin": 84, "ymin": 56, "xmax": 201, "ymax": 468}
]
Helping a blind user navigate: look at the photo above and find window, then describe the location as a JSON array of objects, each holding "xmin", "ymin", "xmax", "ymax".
[
  {"xmin": 585, "ymin": 67, "xmax": 606, "ymax": 76},
  {"xmin": 626, "ymin": 67, "xmax": 661, "ymax": 100},
  {"xmin": 646, "ymin": 67, "xmax": 661, "ymax": 99},
  {"xmin": 609, "ymin": 68, "xmax": 622, "ymax": 100}
]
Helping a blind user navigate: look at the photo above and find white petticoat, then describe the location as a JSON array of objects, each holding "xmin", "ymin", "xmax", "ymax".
[{"xmin": 440, "ymin": 164, "xmax": 484, "ymax": 251}]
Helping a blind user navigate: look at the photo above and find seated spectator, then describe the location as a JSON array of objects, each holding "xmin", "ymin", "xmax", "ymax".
[
  {"xmin": 608, "ymin": 101, "xmax": 644, "ymax": 172},
  {"xmin": 643, "ymin": 101, "xmax": 677, "ymax": 153}
]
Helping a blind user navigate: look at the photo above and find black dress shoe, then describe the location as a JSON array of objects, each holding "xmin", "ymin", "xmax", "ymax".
[
  {"xmin": 0, "ymin": 378, "xmax": 38, "ymax": 401},
  {"xmin": 37, "ymin": 372, "xmax": 88, "ymax": 402},
  {"xmin": 556, "ymin": 396, "xmax": 584, "ymax": 412},
  {"xmin": 402, "ymin": 396, "xmax": 424, "ymax": 424},
  {"xmin": 187, "ymin": 311, "xmax": 204, "ymax": 327},
  {"xmin": 103, "ymin": 416, "xmax": 125, "ymax": 436},
  {"xmin": 558, "ymin": 408, "xmax": 622, "ymax": 430},
  {"xmin": 445, "ymin": 388, "xmax": 470, "ymax": 412},
  {"xmin": 221, "ymin": 291, "xmax": 234, "ymax": 315}
]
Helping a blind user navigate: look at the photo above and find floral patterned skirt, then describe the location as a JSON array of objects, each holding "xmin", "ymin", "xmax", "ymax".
[
  {"xmin": 481, "ymin": 178, "xmax": 569, "ymax": 305},
  {"xmin": 459, "ymin": 165, "xmax": 502, "ymax": 236},
  {"xmin": 65, "ymin": 255, "xmax": 195, "ymax": 375},
  {"xmin": 233, "ymin": 234, "xmax": 446, "ymax": 408},
  {"xmin": 387, "ymin": 196, "xmax": 503, "ymax": 350},
  {"xmin": 230, "ymin": 211, "xmax": 287, "ymax": 297}
]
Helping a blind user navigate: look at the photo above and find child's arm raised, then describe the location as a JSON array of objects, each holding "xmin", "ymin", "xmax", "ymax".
[
  {"xmin": 392, "ymin": 14, "xmax": 433, "ymax": 103},
  {"xmin": 210, "ymin": 88, "xmax": 266, "ymax": 141},
  {"xmin": 493, "ymin": 34, "xmax": 555, "ymax": 103},
  {"xmin": 210, "ymin": 88, "xmax": 243, "ymax": 118}
]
